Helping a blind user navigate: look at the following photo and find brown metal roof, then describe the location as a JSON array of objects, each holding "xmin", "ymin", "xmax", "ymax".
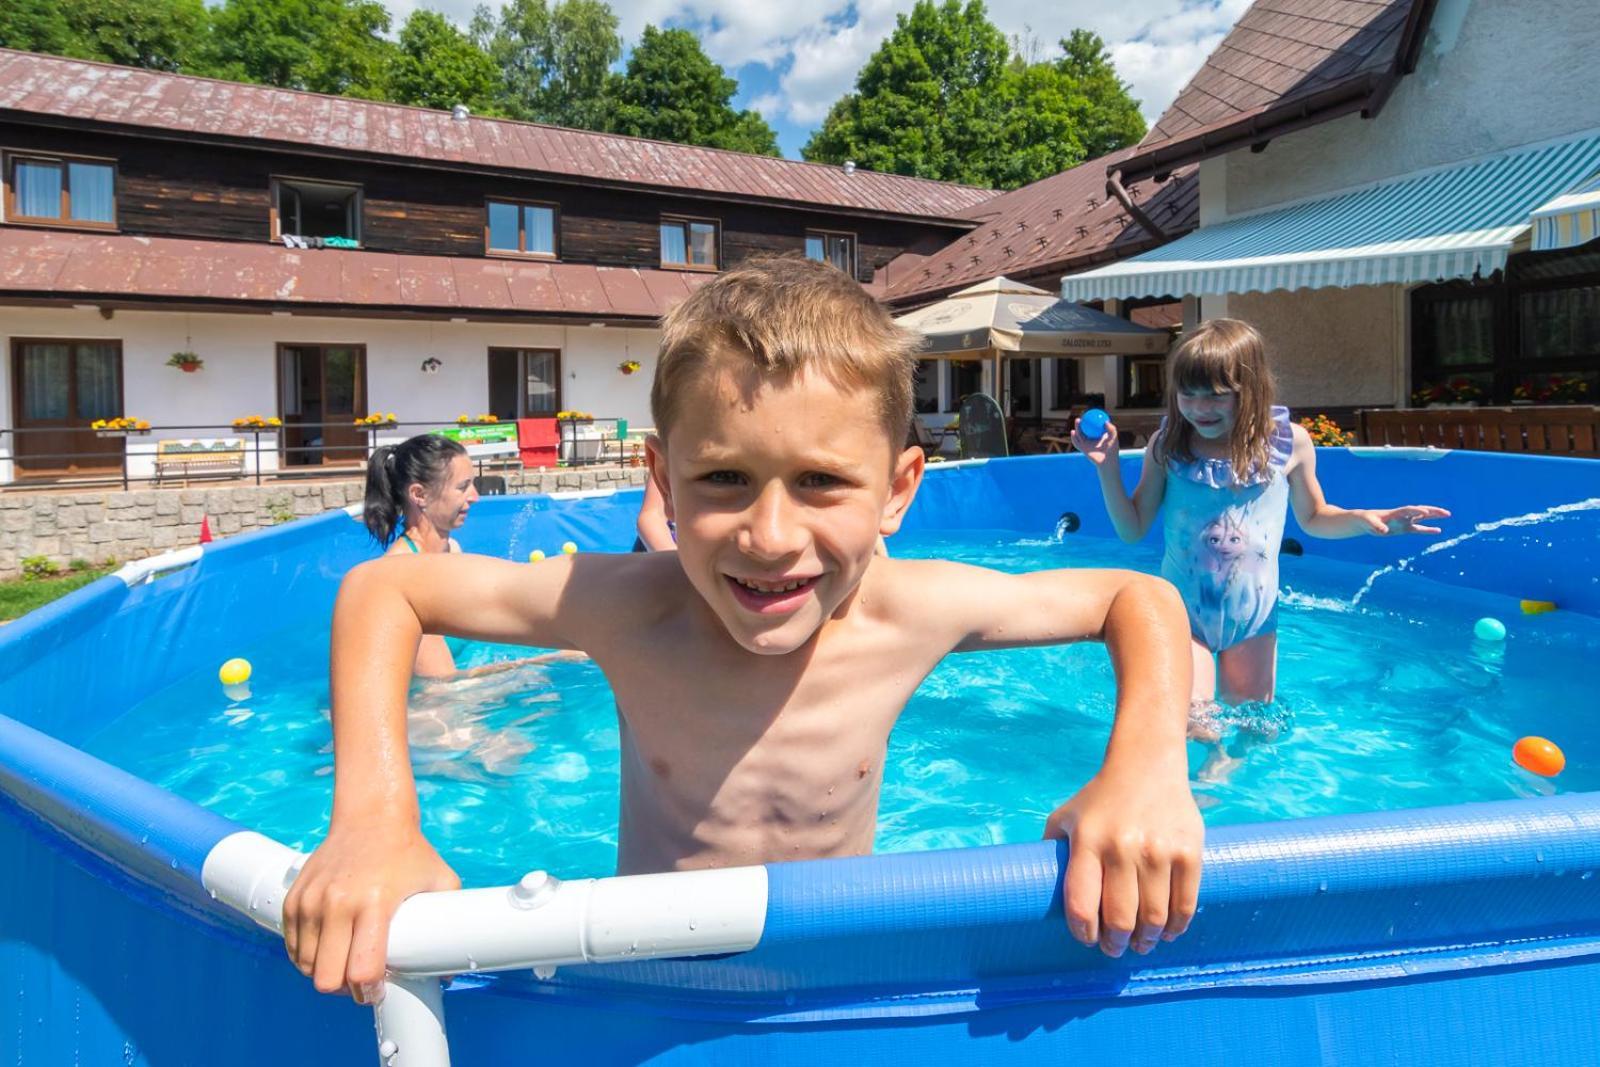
[
  {"xmin": 0, "ymin": 229, "xmax": 713, "ymax": 320},
  {"xmin": 882, "ymin": 148, "xmax": 1198, "ymax": 304},
  {"xmin": 0, "ymin": 49, "xmax": 999, "ymax": 223},
  {"xmin": 1120, "ymin": 0, "xmax": 1435, "ymax": 181}
]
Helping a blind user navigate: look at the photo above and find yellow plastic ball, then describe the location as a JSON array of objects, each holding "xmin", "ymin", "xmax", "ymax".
[
  {"xmin": 562, "ymin": 541, "xmax": 578, "ymax": 555},
  {"xmin": 528, "ymin": 549, "xmax": 546, "ymax": 563},
  {"xmin": 218, "ymin": 658, "xmax": 252, "ymax": 687}
]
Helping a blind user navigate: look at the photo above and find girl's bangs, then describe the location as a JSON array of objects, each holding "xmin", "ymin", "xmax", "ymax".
[{"xmin": 1172, "ymin": 345, "xmax": 1238, "ymax": 394}]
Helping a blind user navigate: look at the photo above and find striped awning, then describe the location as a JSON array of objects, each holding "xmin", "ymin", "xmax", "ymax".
[
  {"xmin": 1061, "ymin": 134, "xmax": 1600, "ymax": 302},
  {"xmin": 1532, "ymin": 173, "xmax": 1600, "ymax": 252}
]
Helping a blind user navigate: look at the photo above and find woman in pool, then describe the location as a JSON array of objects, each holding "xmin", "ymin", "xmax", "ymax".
[
  {"xmin": 1074, "ymin": 319, "xmax": 1449, "ymax": 734},
  {"xmin": 364, "ymin": 434, "xmax": 480, "ymax": 677}
]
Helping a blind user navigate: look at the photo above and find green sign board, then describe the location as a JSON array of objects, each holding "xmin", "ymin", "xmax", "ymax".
[{"xmin": 430, "ymin": 422, "xmax": 519, "ymax": 457}]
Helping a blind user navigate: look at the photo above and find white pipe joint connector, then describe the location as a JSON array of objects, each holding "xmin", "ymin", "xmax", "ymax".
[
  {"xmin": 385, "ymin": 865, "xmax": 769, "ymax": 975},
  {"xmin": 202, "ymin": 832, "xmax": 771, "ymax": 976}
]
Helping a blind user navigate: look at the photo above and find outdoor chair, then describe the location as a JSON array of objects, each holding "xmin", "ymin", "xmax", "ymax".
[{"xmin": 908, "ymin": 419, "xmax": 950, "ymax": 460}]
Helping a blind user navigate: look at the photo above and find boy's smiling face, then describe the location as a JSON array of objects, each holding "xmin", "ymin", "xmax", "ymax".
[{"xmin": 650, "ymin": 363, "xmax": 923, "ymax": 655}]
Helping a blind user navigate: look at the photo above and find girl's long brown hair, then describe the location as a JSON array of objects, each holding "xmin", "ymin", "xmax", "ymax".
[{"xmin": 1153, "ymin": 318, "xmax": 1278, "ymax": 484}]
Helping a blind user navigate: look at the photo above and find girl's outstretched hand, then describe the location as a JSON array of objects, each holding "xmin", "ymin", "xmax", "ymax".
[
  {"xmin": 1363, "ymin": 505, "xmax": 1452, "ymax": 535},
  {"xmin": 1071, "ymin": 419, "xmax": 1120, "ymax": 466}
]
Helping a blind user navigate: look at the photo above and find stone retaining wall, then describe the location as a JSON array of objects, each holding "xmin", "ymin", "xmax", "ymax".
[{"xmin": 0, "ymin": 466, "xmax": 648, "ymax": 578}]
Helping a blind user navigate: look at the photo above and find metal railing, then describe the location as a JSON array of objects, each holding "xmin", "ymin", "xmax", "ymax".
[{"xmin": 0, "ymin": 416, "xmax": 643, "ymax": 492}]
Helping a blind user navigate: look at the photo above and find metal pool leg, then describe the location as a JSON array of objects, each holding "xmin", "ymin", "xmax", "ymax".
[{"xmin": 373, "ymin": 976, "xmax": 449, "ymax": 1067}]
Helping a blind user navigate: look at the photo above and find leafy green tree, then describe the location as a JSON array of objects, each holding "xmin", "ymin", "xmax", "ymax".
[
  {"xmin": 803, "ymin": 3, "xmax": 1145, "ymax": 190},
  {"xmin": 60, "ymin": 0, "xmax": 208, "ymax": 73},
  {"xmin": 204, "ymin": 0, "xmax": 395, "ymax": 98},
  {"xmin": 0, "ymin": 0, "xmax": 82, "ymax": 58},
  {"xmin": 602, "ymin": 26, "xmax": 778, "ymax": 155},
  {"xmin": 1056, "ymin": 29, "xmax": 1146, "ymax": 160},
  {"xmin": 471, "ymin": 0, "xmax": 620, "ymax": 127},
  {"xmin": 388, "ymin": 10, "xmax": 499, "ymax": 113}
]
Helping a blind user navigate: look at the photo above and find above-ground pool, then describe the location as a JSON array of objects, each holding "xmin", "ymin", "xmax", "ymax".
[{"xmin": 5, "ymin": 448, "xmax": 1600, "ymax": 1065}]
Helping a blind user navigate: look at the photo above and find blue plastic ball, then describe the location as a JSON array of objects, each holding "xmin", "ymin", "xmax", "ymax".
[
  {"xmin": 1473, "ymin": 617, "xmax": 1507, "ymax": 642},
  {"xmin": 1078, "ymin": 408, "xmax": 1110, "ymax": 441}
]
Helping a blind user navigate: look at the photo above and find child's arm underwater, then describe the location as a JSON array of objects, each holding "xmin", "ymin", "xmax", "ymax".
[
  {"xmin": 1286, "ymin": 424, "xmax": 1450, "ymax": 538},
  {"xmin": 1073, "ymin": 418, "xmax": 1167, "ymax": 543},
  {"xmin": 923, "ymin": 560, "xmax": 1201, "ymax": 957},
  {"xmin": 282, "ymin": 552, "xmax": 607, "ymax": 1005}
]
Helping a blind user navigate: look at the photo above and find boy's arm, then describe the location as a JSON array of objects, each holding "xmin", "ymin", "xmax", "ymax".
[
  {"xmin": 1287, "ymin": 425, "xmax": 1450, "ymax": 537},
  {"xmin": 284, "ymin": 553, "xmax": 605, "ymax": 1003},
  {"xmin": 933, "ymin": 562, "xmax": 1200, "ymax": 957}
]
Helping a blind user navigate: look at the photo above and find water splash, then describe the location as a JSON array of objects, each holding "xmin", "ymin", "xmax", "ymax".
[
  {"xmin": 1351, "ymin": 497, "xmax": 1600, "ymax": 605},
  {"xmin": 503, "ymin": 498, "xmax": 545, "ymax": 560}
]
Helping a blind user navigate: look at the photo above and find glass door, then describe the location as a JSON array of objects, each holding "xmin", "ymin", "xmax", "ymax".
[
  {"xmin": 11, "ymin": 339, "xmax": 123, "ymax": 472},
  {"xmin": 489, "ymin": 348, "xmax": 562, "ymax": 418},
  {"xmin": 278, "ymin": 344, "xmax": 366, "ymax": 465}
]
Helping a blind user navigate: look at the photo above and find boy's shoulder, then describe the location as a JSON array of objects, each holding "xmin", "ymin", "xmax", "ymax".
[{"xmin": 858, "ymin": 555, "xmax": 996, "ymax": 620}]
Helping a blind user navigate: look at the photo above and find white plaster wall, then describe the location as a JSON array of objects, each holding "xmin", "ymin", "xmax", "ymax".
[
  {"xmin": 1229, "ymin": 285, "xmax": 1404, "ymax": 408},
  {"xmin": 0, "ymin": 306, "xmax": 661, "ymax": 479},
  {"xmin": 1224, "ymin": 0, "xmax": 1600, "ymax": 215}
]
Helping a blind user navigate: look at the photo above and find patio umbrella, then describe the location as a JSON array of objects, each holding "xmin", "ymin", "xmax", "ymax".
[
  {"xmin": 894, "ymin": 276, "xmax": 1172, "ymax": 421},
  {"xmin": 894, "ymin": 276, "xmax": 1172, "ymax": 359}
]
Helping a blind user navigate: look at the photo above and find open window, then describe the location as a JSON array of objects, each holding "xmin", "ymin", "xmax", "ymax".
[
  {"xmin": 4, "ymin": 153, "xmax": 117, "ymax": 229},
  {"xmin": 272, "ymin": 177, "xmax": 362, "ymax": 245},
  {"xmin": 805, "ymin": 230, "xmax": 856, "ymax": 277}
]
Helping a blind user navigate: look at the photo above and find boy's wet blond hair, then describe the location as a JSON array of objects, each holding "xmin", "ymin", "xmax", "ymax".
[
  {"xmin": 1154, "ymin": 318, "xmax": 1278, "ymax": 483},
  {"xmin": 650, "ymin": 256, "xmax": 921, "ymax": 447}
]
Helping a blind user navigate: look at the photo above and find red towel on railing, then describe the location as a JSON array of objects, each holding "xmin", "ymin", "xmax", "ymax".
[{"xmin": 517, "ymin": 418, "xmax": 558, "ymax": 469}]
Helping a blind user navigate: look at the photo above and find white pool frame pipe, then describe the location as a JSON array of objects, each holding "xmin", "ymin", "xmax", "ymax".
[{"xmin": 202, "ymin": 831, "xmax": 770, "ymax": 1067}]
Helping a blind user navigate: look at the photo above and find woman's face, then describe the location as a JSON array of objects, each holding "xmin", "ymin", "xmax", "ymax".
[{"xmin": 413, "ymin": 454, "xmax": 478, "ymax": 531}]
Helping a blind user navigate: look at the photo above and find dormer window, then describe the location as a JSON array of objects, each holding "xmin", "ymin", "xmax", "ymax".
[
  {"xmin": 272, "ymin": 177, "xmax": 361, "ymax": 246},
  {"xmin": 486, "ymin": 199, "xmax": 557, "ymax": 258},
  {"xmin": 4, "ymin": 153, "xmax": 116, "ymax": 229}
]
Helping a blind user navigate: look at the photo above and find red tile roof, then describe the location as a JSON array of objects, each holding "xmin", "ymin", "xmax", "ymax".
[
  {"xmin": 1120, "ymin": 0, "xmax": 1434, "ymax": 180},
  {"xmin": 882, "ymin": 148, "xmax": 1198, "ymax": 304},
  {"xmin": 0, "ymin": 49, "xmax": 999, "ymax": 222},
  {"xmin": 0, "ymin": 229, "xmax": 712, "ymax": 320}
]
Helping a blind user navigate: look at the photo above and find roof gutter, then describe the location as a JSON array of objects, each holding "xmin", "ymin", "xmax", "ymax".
[
  {"xmin": 1105, "ymin": 168, "xmax": 1169, "ymax": 241},
  {"xmin": 1117, "ymin": 76, "xmax": 1384, "ymax": 183}
]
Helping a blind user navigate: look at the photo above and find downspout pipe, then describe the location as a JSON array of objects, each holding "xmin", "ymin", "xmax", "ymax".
[{"xmin": 1105, "ymin": 169, "xmax": 1169, "ymax": 242}]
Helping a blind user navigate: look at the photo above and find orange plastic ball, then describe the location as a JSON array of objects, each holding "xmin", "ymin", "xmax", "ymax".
[{"xmin": 1512, "ymin": 736, "xmax": 1565, "ymax": 777}]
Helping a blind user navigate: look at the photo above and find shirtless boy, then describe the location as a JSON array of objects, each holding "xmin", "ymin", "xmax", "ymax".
[{"xmin": 284, "ymin": 257, "xmax": 1203, "ymax": 1004}]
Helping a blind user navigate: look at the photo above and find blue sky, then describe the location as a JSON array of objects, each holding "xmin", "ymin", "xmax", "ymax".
[{"xmin": 401, "ymin": 0, "xmax": 1253, "ymax": 158}]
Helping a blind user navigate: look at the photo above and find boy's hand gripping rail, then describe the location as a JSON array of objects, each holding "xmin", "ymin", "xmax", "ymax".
[{"xmin": 202, "ymin": 831, "xmax": 769, "ymax": 1067}]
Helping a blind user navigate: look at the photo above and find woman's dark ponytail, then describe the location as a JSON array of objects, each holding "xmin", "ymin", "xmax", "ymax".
[{"xmin": 362, "ymin": 434, "xmax": 469, "ymax": 545}]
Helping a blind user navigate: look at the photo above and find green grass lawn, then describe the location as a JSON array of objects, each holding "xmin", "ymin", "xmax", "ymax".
[{"xmin": 0, "ymin": 565, "xmax": 117, "ymax": 622}]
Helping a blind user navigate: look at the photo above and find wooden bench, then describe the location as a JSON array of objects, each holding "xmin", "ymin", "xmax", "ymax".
[
  {"xmin": 1358, "ymin": 406, "xmax": 1600, "ymax": 457},
  {"xmin": 153, "ymin": 438, "xmax": 247, "ymax": 486}
]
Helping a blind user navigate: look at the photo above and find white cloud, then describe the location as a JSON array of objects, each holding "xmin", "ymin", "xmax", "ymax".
[{"xmin": 385, "ymin": 0, "xmax": 1251, "ymax": 130}]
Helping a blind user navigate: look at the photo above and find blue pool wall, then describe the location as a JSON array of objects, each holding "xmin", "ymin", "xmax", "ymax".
[{"xmin": 4, "ymin": 449, "xmax": 1600, "ymax": 1065}]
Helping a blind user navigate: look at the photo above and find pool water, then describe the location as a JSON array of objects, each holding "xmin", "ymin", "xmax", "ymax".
[{"xmin": 83, "ymin": 530, "xmax": 1600, "ymax": 888}]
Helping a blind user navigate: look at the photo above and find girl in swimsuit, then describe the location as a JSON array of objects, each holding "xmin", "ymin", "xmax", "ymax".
[{"xmin": 1074, "ymin": 319, "xmax": 1449, "ymax": 737}]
